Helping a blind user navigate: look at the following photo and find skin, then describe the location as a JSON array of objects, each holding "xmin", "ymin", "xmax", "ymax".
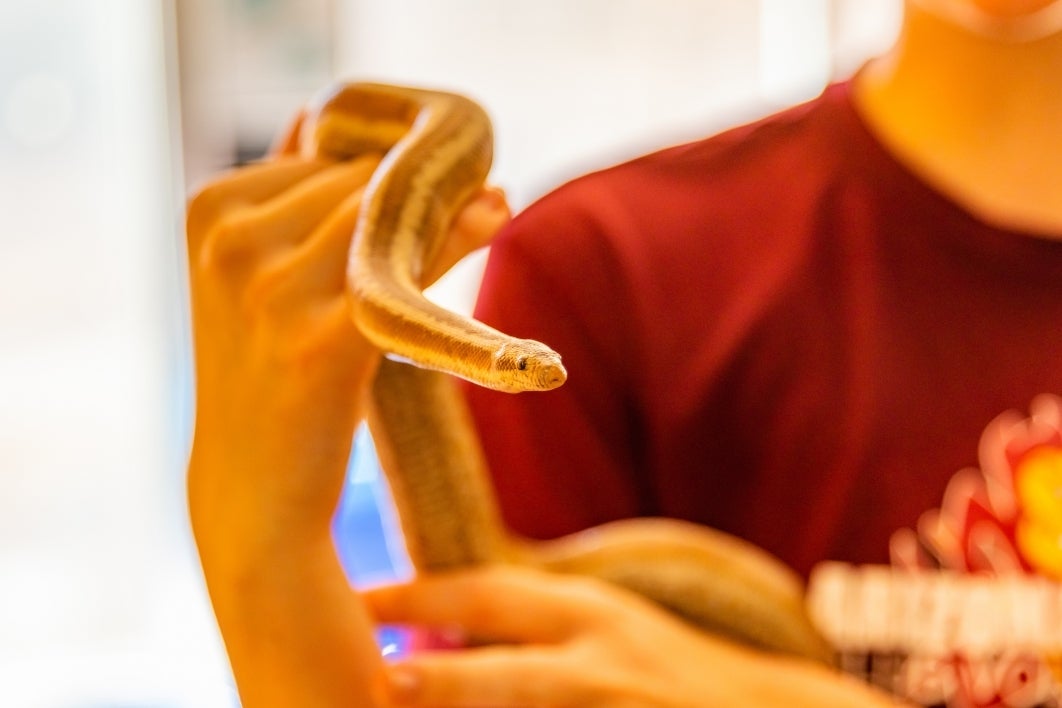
[
  {"xmin": 973, "ymin": 0, "xmax": 1060, "ymax": 16},
  {"xmin": 924, "ymin": 0, "xmax": 1061, "ymax": 20},
  {"xmin": 856, "ymin": 0, "xmax": 1062, "ymax": 237},
  {"xmin": 187, "ymin": 0, "xmax": 1061, "ymax": 705}
]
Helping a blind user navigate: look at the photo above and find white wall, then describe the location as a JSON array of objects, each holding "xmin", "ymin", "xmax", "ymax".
[
  {"xmin": 336, "ymin": 0, "xmax": 762, "ymax": 210},
  {"xmin": 330, "ymin": 0, "xmax": 900, "ymax": 310},
  {"xmin": 0, "ymin": 1, "xmax": 231, "ymax": 705}
]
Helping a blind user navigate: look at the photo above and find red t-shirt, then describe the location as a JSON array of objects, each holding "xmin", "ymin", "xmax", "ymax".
[{"xmin": 462, "ymin": 81, "xmax": 1062, "ymax": 579}]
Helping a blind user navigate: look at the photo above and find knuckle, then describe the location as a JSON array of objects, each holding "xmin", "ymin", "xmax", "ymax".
[
  {"xmin": 191, "ymin": 214, "xmax": 291, "ymax": 324},
  {"xmin": 197, "ymin": 212, "xmax": 258, "ymax": 274},
  {"xmin": 555, "ymin": 571, "xmax": 606, "ymax": 601},
  {"xmin": 241, "ymin": 261, "xmax": 290, "ymax": 318},
  {"xmin": 185, "ymin": 179, "xmax": 232, "ymax": 244},
  {"xmin": 556, "ymin": 573, "xmax": 628, "ymax": 622},
  {"xmin": 461, "ymin": 580, "xmax": 506, "ymax": 626}
]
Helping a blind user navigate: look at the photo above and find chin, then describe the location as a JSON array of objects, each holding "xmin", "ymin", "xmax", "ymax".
[
  {"xmin": 967, "ymin": 0, "xmax": 1062, "ymax": 17},
  {"xmin": 915, "ymin": 0, "xmax": 1062, "ymax": 41}
]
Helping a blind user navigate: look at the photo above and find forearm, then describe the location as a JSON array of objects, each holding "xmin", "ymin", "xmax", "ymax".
[
  {"xmin": 186, "ymin": 355, "xmax": 386, "ymax": 707},
  {"xmin": 187, "ymin": 423, "xmax": 386, "ymax": 704},
  {"xmin": 186, "ymin": 338, "xmax": 384, "ymax": 706},
  {"xmin": 192, "ymin": 517, "xmax": 386, "ymax": 708}
]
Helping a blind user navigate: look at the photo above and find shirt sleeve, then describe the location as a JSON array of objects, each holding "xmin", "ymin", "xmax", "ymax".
[{"xmin": 461, "ymin": 177, "xmax": 652, "ymax": 540}]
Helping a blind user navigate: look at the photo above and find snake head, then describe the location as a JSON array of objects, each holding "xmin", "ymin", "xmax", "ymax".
[{"xmin": 490, "ymin": 340, "xmax": 567, "ymax": 392}]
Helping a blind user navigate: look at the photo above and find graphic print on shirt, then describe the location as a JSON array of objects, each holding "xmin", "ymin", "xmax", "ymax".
[{"xmin": 807, "ymin": 394, "xmax": 1062, "ymax": 708}]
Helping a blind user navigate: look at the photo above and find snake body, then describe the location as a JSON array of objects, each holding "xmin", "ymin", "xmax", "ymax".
[
  {"xmin": 311, "ymin": 83, "xmax": 565, "ymax": 393},
  {"xmin": 308, "ymin": 81, "xmax": 834, "ymax": 664}
]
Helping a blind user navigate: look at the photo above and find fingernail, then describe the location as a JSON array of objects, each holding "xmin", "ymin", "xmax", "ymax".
[{"xmin": 387, "ymin": 665, "xmax": 421, "ymax": 701}]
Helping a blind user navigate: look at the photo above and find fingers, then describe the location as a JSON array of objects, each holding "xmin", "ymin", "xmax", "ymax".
[
  {"xmin": 366, "ymin": 566, "xmax": 610, "ymax": 645},
  {"xmin": 422, "ymin": 186, "xmax": 512, "ymax": 287},
  {"xmin": 384, "ymin": 645, "xmax": 589, "ymax": 707},
  {"xmin": 235, "ymin": 155, "xmax": 378, "ymax": 253},
  {"xmin": 248, "ymin": 185, "xmax": 366, "ymax": 308},
  {"xmin": 194, "ymin": 156, "xmax": 378, "ymax": 274},
  {"xmin": 268, "ymin": 107, "xmax": 309, "ymax": 157},
  {"xmin": 186, "ymin": 157, "xmax": 333, "ymax": 251}
]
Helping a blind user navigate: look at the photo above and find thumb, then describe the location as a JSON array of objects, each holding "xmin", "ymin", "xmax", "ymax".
[{"xmin": 422, "ymin": 186, "xmax": 512, "ymax": 287}]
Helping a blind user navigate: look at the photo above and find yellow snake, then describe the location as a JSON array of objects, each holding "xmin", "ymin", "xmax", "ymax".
[{"xmin": 305, "ymin": 81, "xmax": 834, "ymax": 663}]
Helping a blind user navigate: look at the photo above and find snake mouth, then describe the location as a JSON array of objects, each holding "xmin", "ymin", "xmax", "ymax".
[{"xmin": 537, "ymin": 361, "xmax": 567, "ymax": 390}]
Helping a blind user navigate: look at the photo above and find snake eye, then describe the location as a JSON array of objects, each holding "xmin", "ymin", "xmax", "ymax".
[{"xmin": 517, "ymin": 357, "xmax": 528, "ymax": 371}]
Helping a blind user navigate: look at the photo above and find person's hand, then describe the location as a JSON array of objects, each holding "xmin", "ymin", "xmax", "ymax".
[
  {"xmin": 184, "ymin": 107, "xmax": 511, "ymax": 706},
  {"xmin": 186, "ymin": 105, "xmax": 510, "ymax": 548},
  {"xmin": 186, "ymin": 157, "xmax": 508, "ymax": 548},
  {"xmin": 186, "ymin": 154, "xmax": 378, "ymax": 550},
  {"xmin": 368, "ymin": 565, "xmax": 904, "ymax": 707}
]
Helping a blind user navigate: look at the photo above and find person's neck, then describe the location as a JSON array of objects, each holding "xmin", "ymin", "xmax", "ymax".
[{"xmin": 853, "ymin": 3, "xmax": 1062, "ymax": 237}]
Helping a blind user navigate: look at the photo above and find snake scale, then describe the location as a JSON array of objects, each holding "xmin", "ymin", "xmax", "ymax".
[{"xmin": 305, "ymin": 81, "xmax": 833, "ymax": 663}]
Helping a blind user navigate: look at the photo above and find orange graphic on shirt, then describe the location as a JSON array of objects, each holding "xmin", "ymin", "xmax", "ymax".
[
  {"xmin": 881, "ymin": 394, "xmax": 1062, "ymax": 707},
  {"xmin": 1015, "ymin": 445, "xmax": 1062, "ymax": 580},
  {"xmin": 891, "ymin": 394, "xmax": 1062, "ymax": 577}
]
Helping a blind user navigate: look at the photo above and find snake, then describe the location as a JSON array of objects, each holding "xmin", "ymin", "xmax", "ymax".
[{"xmin": 304, "ymin": 81, "xmax": 834, "ymax": 663}]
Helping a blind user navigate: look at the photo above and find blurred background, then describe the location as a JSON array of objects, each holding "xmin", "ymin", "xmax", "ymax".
[{"xmin": 0, "ymin": 1, "xmax": 899, "ymax": 705}]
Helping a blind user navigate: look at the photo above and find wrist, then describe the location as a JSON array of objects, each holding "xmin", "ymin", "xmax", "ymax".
[
  {"xmin": 186, "ymin": 433, "xmax": 349, "ymax": 539},
  {"xmin": 196, "ymin": 529, "xmax": 338, "ymax": 612},
  {"xmin": 188, "ymin": 476, "xmax": 338, "ymax": 581}
]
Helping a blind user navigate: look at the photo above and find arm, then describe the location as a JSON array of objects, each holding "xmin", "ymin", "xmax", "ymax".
[{"xmin": 184, "ymin": 144, "xmax": 509, "ymax": 706}]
